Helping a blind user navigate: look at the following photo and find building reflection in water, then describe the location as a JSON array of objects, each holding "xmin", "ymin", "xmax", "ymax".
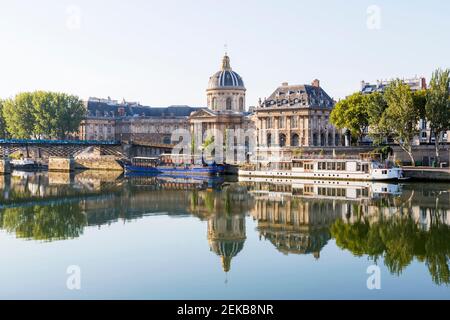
[
  {"xmin": 1, "ymin": 172, "xmax": 449, "ymax": 284},
  {"xmin": 186, "ymin": 183, "xmax": 252, "ymax": 273},
  {"xmin": 241, "ymin": 177, "xmax": 450, "ymax": 285}
]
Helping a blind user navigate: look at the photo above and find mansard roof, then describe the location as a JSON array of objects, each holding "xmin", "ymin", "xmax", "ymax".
[
  {"xmin": 260, "ymin": 83, "xmax": 334, "ymax": 110},
  {"xmin": 86, "ymin": 100, "xmax": 200, "ymax": 118}
]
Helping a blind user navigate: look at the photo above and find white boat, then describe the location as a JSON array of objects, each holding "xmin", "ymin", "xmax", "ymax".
[
  {"xmin": 239, "ymin": 153, "xmax": 403, "ymax": 181},
  {"xmin": 10, "ymin": 159, "xmax": 37, "ymax": 170}
]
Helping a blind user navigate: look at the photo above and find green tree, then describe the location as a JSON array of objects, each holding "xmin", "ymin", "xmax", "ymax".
[
  {"xmin": 383, "ymin": 80, "xmax": 420, "ymax": 166},
  {"xmin": 425, "ymin": 68, "xmax": 450, "ymax": 165},
  {"xmin": 412, "ymin": 89, "xmax": 427, "ymax": 120},
  {"xmin": 32, "ymin": 91, "xmax": 57, "ymax": 138},
  {"xmin": 330, "ymin": 92, "xmax": 369, "ymax": 144},
  {"xmin": 2, "ymin": 93, "xmax": 36, "ymax": 139},
  {"xmin": 2, "ymin": 91, "xmax": 85, "ymax": 140},
  {"xmin": 0, "ymin": 100, "xmax": 8, "ymax": 139},
  {"xmin": 54, "ymin": 93, "xmax": 86, "ymax": 139},
  {"xmin": 366, "ymin": 92, "xmax": 388, "ymax": 145}
]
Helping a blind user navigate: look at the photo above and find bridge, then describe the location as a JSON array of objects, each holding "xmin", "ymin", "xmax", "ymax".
[
  {"xmin": 0, "ymin": 139, "xmax": 174, "ymax": 159},
  {"xmin": 0, "ymin": 139, "xmax": 124, "ymax": 159}
]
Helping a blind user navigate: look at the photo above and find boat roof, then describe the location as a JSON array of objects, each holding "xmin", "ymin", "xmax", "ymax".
[{"xmin": 132, "ymin": 157, "xmax": 159, "ymax": 160}]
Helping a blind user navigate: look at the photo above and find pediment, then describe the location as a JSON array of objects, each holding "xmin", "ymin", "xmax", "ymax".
[{"xmin": 189, "ymin": 109, "xmax": 217, "ymax": 118}]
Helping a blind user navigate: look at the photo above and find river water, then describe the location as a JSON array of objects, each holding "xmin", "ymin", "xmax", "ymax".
[{"xmin": 0, "ymin": 171, "xmax": 449, "ymax": 299}]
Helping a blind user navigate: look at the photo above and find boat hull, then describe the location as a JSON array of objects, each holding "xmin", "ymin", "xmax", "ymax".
[
  {"xmin": 124, "ymin": 165, "xmax": 220, "ymax": 176},
  {"xmin": 238, "ymin": 168, "xmax": 403, "ymax": 181}
]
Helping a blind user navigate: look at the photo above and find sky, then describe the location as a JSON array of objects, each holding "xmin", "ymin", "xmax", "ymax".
[{"xmin": 0, "ymin": 0, "xmax": 449, "ymax": 108}]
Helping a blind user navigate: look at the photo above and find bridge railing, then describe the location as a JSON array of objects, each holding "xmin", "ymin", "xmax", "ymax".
[{"xmin": 0, "ymin": 139, "xmax": 121, "ymax": 146}]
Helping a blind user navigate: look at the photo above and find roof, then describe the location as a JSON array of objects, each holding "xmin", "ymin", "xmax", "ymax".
[
  {"xmin": 207, "ymin": 55, "xmax": 245, "ymax": 90},
  {"xmin": 86, "ymin": 100, "xmax": 200, "ymax": 118},
  {"xmin": 259, "ymin": 84, "xmax": 334, "ymax": 110}
]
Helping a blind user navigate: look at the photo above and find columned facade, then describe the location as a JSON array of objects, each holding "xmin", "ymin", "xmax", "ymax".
[{"xmin": 254, "ymin": 81, "xmax": 343, "ymax": 161}]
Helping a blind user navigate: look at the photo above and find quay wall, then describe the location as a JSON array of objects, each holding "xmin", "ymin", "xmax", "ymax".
[
  {"xmin": 403, "ymin": 168, "xmax": 450, "ymax": 181},
  {"xmin": 74, "ymin": 156, "xmax": 123, "ymax": 172}
]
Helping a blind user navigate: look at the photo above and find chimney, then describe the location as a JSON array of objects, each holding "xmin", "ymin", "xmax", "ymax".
[
  {"xmin": 312, "ymin": 79, "xmax": 320, "ymax": 88},
  {"xmin": 281, "ymin": 82, "xmax": 289, "ymax": 87}
]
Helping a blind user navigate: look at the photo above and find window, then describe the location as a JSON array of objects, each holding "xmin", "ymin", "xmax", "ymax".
[
  {"xmin": 313, "ymin": 133, "xmax": 318, "ymax": 146},
  {"xmin": 226, "ymin": 97, "xmax": 232, "ymax": 110},
  {"xmin": 278, "ymin": 117, "xmax": 285, "ymax": 129},
  {"xmin": 239, "ymin": 97, "xmax": 244, "ymax": 111},
  {"xmin": 267, "ymin": 133, "xmax": 272, "ymax": 147},
  {"xmin": 293, "ymin": 161, "xmax": 303, "ymax": 168},
  {"xmin": 212, "ymin": 97, "xmax": 217, "ymax": 110},
  {"xmin": 279, "ymin": 134, "xmax": 286, "ymax": 147},
  {"xmin": 291, "ymin": 134, "xmax": 299, "ymax": 147},
  {"xmin": 267, "ymin": 117, "xmax": 273, "ymax": 129},
  {"xmin": 335, "ymin": 134, "xmax": 340, "ymax": 146},
  {"xmin": 292, "ymin": 116, "xmax": 298, "ymax": 128}
]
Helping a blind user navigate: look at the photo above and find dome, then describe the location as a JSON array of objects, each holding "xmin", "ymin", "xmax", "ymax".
[{"xmin": 208, "ymin": 55, "xmax": 245, "ymax": 90}]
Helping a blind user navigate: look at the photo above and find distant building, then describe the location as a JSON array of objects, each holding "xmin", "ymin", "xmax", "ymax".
[
  {"xmin": 79, "ymin": 98, "xmax": 198, "ymax": 144},
  {"xmin": 360, "ymin": 76, "xmax": 449, "ymax": 145},
  {"xmin": 361, "ymin": 76, "xmax": 427, "ymax": 94}
]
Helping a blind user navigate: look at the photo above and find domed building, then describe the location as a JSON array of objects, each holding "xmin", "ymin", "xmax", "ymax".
[
  {"xmin": 208, "ymin": 212, "xmax": 246, "ymax": 273},
  {"xmin": 189, "ymin": 54, "xmax": 255, "ymax": 164},
  {"xmin": 206, "ymin": 54, "xmax": 246, "ymax": 112}
]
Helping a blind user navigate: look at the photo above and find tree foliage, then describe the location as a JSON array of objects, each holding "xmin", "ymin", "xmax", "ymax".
[
  {"xmin": 425, "ymin": 69, "xmax": 450, "ymax": 164},
  {"xmin": 330, "ymin": 92, "xmax": 369, "ymax": 144},
  {"xmin": 2, "ymin": 92, "xmax": 35, "ymax": 139},
  {"xmin": 381, "ymin": 80, "xmax": 420, "ymax": 165},
  {"xmin": 1, "ymin": 91, "xmax": 85, "ymax": 139},
  {"xmin": 331, "ymin": 214, "xmax": 450, "ymax": 285}
]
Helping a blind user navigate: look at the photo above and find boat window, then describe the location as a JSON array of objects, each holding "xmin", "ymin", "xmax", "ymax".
[{"xmin": 293, "ymin": 161, "xmax": 303, "ymax": 168}]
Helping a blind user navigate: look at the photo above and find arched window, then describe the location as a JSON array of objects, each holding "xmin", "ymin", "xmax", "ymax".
[
  {"xmin": 313, "ymin": 133, "xmax": 318, "ymax": 146},
  {"xmin": 267, "ymin": 133, "xmax": 272, "ymax": 147},
  {"xmin": 239, "ymin": 97, "xmax": 244, "ymax": 111},
  {"xmin": 292, "ymin": 134, "xmax": 299, "ymax": 147},
  {"xmin": 320, "ymin": 133, "xmax": 325, "ymax": 147},
  {"xmin": 279, "ymin": 134, "xmax": 286, "ymax": 147},
  {"xmin": 280, "ymin": 134, "xmax": 286, "ymax": 147},
  {"xmin": 335, "ymin": 134, "xmax": 340, "ymax": 146},
  {"xmin": 226, "ymin": 97, "xmax": 232, "ymax": 110},
  {"xmin": 328, "ymin": 133, "xmax": 333, "ymax": 146}
]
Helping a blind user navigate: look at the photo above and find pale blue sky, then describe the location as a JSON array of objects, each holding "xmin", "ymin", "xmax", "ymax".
[{"xmin": 0, "ymin": 0, "xmax": 448, "ymax": 107}]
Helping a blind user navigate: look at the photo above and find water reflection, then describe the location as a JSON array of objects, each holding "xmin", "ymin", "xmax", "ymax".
[
  {"xmin": 241, "ymin": 177, "xmax": 450, "ymax": 285},
  {"xmin": 1, "ymin": 172, "xmax": 449, "ymax": 286}
]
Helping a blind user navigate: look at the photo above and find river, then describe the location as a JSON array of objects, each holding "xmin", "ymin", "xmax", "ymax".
[{"xmin": 0, "ymin": 171, "xmax": 449, "ymax": 299}]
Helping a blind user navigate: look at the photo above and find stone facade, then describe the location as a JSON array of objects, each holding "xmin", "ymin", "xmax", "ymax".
[
  {"xmin": 254, "ymin": 80, "xmax": 342, "ymax": 161},
  {"xmin": 116, "ymin": 117, "xmax": 189, "ymax": 144},
  {"xmin": 79, "ymin": 99, "xmax": 197, "ymax": 144},
  {"xmin": 79, "ymin": 117, "xmax": 116, "ymax": 141}
]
